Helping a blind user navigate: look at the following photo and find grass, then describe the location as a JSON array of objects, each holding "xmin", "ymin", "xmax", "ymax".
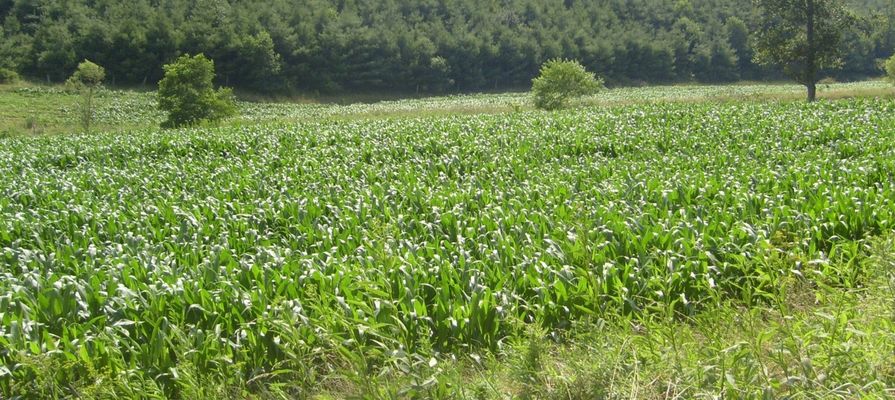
[
  {"xmin": 0, "ymin": 83, "xmax": 161, "ymax": 137},
  {"xmin": 311, "ymin": 237, "xmax": 895, "ymax": 399},
  {"xmin": 1, "ymin": 81, "xmax": 895, "ymax": 399},
  {"xmin": 1, "ymin": 79, "xmax": 893, "ymax": 137}
]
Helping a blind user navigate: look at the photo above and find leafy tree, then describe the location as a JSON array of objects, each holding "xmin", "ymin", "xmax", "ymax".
[
  {"xmin": 725, "ymin": 17, "xmax": 755, "ymax": 78},
  {"xmin": 753, "ymin": 0, "xmax": 854, "ymax": 102},
  {"xmin": 671, "ymin": 17, "xmax": 705, "ymax": 79},
  {"xmin": 531, "ymin": 59, "xmax": 603, "ymax": 110},
  {"xmin": 703, "ymin": 38, "xmax": 740, "ymax": 82},
  {"xmin": 157, "ymin": 54, "xmax": 236, "ymax": 128},
  {"xmin": 886, "ymin": 54, "xmax": 895, "ymax": 83},
  {"xmin": 0, "ymin": 67, "xmax": 17, "ymax": 83},
  {"xmin": 33, "ymin": 23, "xmax": 77, "ymax": 82},
  {"xmin": 66, "ymin": 60, "xmax": 105, "ymax": 133},
  {"xmin": 224, "ymin": 31, "xmax": 281, "ymax": 90},
  {"xmin": 0, "ymin": 30, "xmax": 30, "ymax": 73}
]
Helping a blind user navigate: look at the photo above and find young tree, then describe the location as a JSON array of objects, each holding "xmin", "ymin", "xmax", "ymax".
[
  {"xmin": 157, "ymin": 54, "xmax": 236, "ymax": 128},
  {"xmin": 531, "ymin": 59, "xmax": 604, "ymax": 111},
  {"xmin": 753, "ymin": 0, "xmax": 854, "ymax": 102},
  {"xmin": 66, "ymin": 60, "xmax": 105, "ymax": 133}
]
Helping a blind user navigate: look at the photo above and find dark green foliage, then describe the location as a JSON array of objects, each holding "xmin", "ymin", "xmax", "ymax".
[
  {"xmin": 158, "ymin": 54, "xmax": 235, "ymax": 128},
  {"xmin": 754, "ymin": 0, "xmax": 855, "ymax": 101},
  {"xmin": 726, "ymin": 17, "xmax": 754, "ymax": 78},
  {"xmin": 0, "ymin": 67, "xmax": 17, "ymax": 83},
  {"xmin": 0, "ymin": 0, "xmax": 891, "ymax": 92},
  {"xmin": 531, "ymin": 59, "xmax": 603, "ymax": 110}
]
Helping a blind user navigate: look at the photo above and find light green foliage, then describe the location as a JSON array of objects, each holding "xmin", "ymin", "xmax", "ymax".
[
  {"xmin": 886, "ymin": 54, "xmax": 895, "ymax": 83},
  {"xmin": 66, "ymin": 60, "xmax": 106, "ymax": 88},
  {"xmin": 1, "ymin": 94, "xmax": 895, "ymax": 397},
  {"xmin": 157, "ymin": 54, "xmax": 236, "ymax": 128},
  {"xmin": 531, "ymin": 59, "xmax": 604, "ymax": 110},
  {"xmin": 0, "ymin": 68, "xmax": 19, "ymax": 84},
  {"xmin": 65, "ymin": 60, "xmax": 106, "ymax": 133}
]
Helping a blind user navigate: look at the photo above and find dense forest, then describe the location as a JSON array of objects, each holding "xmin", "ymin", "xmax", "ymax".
[{"xmin": 1, "ymin": 0, "xmax": 893, "ymax": 93}]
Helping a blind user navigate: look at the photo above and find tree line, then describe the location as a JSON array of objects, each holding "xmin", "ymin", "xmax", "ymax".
[{"xmin": 0, "ymin": 0, "xmax": 893, "ymax": 94}]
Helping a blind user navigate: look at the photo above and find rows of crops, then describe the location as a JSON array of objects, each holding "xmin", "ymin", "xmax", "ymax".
[
  {"xmin": 1, "ymin": 98, "xmax": 895, "ymax": 395},
  {"xmin": 4, "ymin": 81, "xmax": 889, "ymax": 135}
]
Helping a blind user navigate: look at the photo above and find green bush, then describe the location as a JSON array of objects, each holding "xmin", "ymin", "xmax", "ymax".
[
  {"xmin": 885, "ymin": 54, "xmax": 895, "ymax": 84},
  {"xmin": 531, "ymin": 59, "xmax": 603, "ymax": 110},
  {"xmin": 0, "ymin": 68, "xmax": 19, "ymax": 84},
  {"xmin": 157, "ymin": 54, "xmax": 236, "ymax": 128},
  {"xmin": 66, "ymin": 60, "xmax": 106, "ymax": 133},
  {"xmin": 66, "ymin": 60, "xmax": 105, "ymax": 88}
]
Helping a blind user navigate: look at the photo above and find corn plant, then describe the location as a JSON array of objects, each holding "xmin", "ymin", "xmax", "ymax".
[{"xmin": 1, "ymin": 96, "xmax": 894, "ymax": 397}]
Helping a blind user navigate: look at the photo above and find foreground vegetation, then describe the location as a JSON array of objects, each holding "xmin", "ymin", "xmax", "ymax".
[{"xmin": 1, "ymin": 86, "xmax": 894, "ymax": 398}]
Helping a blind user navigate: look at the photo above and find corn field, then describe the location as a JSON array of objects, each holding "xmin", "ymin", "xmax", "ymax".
[{"xmin": 1, "ymin": 97, "xmax": 894, "ymax": 397}]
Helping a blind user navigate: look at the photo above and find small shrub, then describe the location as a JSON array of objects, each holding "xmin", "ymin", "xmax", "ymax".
[
  {"xmin": 157, "ymin": 54, "xmax": 236, "ymax": 128},
  {"xmin": 531, "ymin": 59, "xmax": 604, "ymax": 111},
  {"xmin": 66, "ymin": 60, "xmax": 106, "ymax": 133},
  {"xmin": 24, "ymin": 115, "xmax": 43, "ymax": 134},
  {"xmin": 885, "ymin": 54, "xmax": 895, "ymax": 84},
  {"xmin": 0, "ymin": 68, "xmax": 19, "ymax": 84}
]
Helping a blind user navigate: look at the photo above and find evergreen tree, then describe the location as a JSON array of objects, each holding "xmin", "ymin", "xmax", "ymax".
[{"xmin": 0, "ymin": 0, "xmax": 890, "ymax": 93}]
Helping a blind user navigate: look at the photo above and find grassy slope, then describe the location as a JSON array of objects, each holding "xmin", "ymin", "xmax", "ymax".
[
  {"xmin": 0, "ymin": 83, "xmax": 162, "ymax": 137},
  {"xmin": 2, "ymin": 81, "xmax": 894, "ymax": 399}
]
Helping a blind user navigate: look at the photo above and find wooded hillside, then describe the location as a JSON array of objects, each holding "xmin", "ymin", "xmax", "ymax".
[{"xmin": 1, "ymin": 0, "xmax": 892, "ymax": 93}]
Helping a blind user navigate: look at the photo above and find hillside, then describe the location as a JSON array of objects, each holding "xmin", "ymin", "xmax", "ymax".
[{"xmin": 1, "ymin": 0, "xmax": 893, "ymax": 93}]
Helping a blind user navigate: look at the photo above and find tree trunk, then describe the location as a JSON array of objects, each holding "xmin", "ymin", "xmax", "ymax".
[{"xmin": 806, "ymin": 0, "xmax": 817, "ymax": 102}]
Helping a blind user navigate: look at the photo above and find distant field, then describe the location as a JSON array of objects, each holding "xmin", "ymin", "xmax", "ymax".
[
  {"xmin": 1, "ymin": 84, "xmax": 895, "ymax": 398},
  {"xmin": 1, "ymin": 80, "xmax": 892, "ymax": 136}
]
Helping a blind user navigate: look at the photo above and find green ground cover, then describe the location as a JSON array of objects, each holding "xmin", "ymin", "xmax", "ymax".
[
  {"xmin": 0, "ymin": 84, "xmax": 894, "ymax": 399},
  {"xmin": 1, "ymin": 80, "xmax": 892, "ymax": 136}
]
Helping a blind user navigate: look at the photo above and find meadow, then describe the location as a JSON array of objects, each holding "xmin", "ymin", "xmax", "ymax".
[{"xmin": 1, "ymin": 82, "xmax": 894, "ymax": 398}]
